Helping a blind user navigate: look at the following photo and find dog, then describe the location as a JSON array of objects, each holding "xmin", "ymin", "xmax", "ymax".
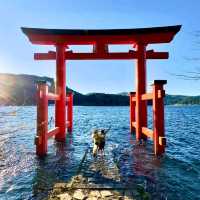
[{"xmin": 91, "ymin": 128, "xmax": 109, "ymax": 157}]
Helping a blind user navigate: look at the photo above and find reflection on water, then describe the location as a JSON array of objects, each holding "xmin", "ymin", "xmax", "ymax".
[{"xmin": 0, "ymin": 106, "xmax": 199, "ymax": 199}]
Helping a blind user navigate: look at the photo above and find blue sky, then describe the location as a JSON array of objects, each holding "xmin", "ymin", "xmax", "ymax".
[{"xmin": 0, "ymin": 0, "xmax": 200, "ymax": 95}]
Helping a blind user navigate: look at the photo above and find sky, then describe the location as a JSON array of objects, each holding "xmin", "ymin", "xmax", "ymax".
[{"xmin": 0, "ymin": 0, "xmax": 200, "ymax": 95}]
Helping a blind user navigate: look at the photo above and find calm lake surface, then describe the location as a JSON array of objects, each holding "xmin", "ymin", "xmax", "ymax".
[{"xmin": 0, "ymin": 106, "xmax": 199, "ymax": 200}]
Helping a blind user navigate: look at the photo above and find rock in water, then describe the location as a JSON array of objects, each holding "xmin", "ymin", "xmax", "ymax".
[
  {"xmin": 89, "ymin": 190, "xmax": 101, "ymax": 198},
  {"xmin": 100, "ymin": 190, "xmax": 113, "ymax": 198},
  {"xmin": 86, "ymin": 197, "xmax": 98, "ymax": 200},
  {"xmin": 57, "ymin": 192, "xmax": 72, "ymax": 200},
  {"xmin": 73, "ymin": 189, "xmax": 86, "ymax": 200}
]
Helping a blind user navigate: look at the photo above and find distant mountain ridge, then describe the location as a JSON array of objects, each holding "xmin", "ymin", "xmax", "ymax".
[
  {"xmin": 0, "ymin": 73, "xmax": 54, "ymax": 105},
  {"xmin": 0, "ymin": 73, "xmax": 199, "ymax": 106}
]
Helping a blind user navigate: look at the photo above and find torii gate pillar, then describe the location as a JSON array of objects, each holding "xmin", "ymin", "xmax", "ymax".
[
  {"xmin": 135, "ymin": 43, "xmax": 147, "ymax": 141},
  {"xmin": 55, "ymin": 44, "xmax": 66, "ymax": 141}
]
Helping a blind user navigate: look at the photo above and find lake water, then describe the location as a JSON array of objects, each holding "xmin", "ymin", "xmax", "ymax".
[{"xmin": 0, "ymin": 106, "xmax": 199, "ymax": 200}]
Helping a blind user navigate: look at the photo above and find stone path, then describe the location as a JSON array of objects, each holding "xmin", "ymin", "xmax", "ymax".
[{"xmin": 48, "ymin": 149, "xmax": 143, "ymax": 200}]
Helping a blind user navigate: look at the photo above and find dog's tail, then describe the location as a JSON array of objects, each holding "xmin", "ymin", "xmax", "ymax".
[{"xmin": 104, "ymin": 126, "xmax": 111, "ymax": 134}]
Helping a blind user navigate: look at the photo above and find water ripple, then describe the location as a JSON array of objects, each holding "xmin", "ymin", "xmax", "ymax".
[{"xmin": 0, "ymin": 106, "xmax": 199, "ymax": 199}]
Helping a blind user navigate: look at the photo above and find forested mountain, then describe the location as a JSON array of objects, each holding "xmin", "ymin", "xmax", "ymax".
[{"xmin": 0, "ymin": 73, "xmax": 199, "ymax": 106}]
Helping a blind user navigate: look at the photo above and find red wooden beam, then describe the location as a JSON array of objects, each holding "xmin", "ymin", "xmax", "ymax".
[
  {"xmin": 135, "ymin": 43, "xmax": 147, "ymax": 141},
  {"xmin": 141, "ymin": 93, "xmax": 153, "ymax": 100},
  {"xmin": 131, "ymin": 97, "xmax": 136, "ymax": 101},
  {"xmin": 34, "ymin": 50, "xmax": 168, "ymax": 60},
  {"xmin": 28, "ymin": 34, "xmax": 175, "ymax": 45},
  {"xmin": 129, "ymin": 92, "xmax": 136, "ymax": 133},
  {"xmin": 36, "ymin": 81, "xmax": 48, "ymax": 156},
  {"xmin": 159, "ymin": 136, "xmax": 166, "ymax": 146},
  {"xmin": 47, "ymin": 127, "xmax": 60, "ymax": 139},
  {"xmin": 132, "ymin": 90, "xmax": 165, "ymax": 101},
  {"xmin": 132, "ymin": 122, "xmax": 137, "ymax": 128},
  {"xmin": 67, "ymin": 92, "xmax": 73, "ymax": 132},
  {"xmin": 142, "ymin": 127, "xmax": 153, "ymax": 139},
  {"xmin": 21, "ymin": 25, "xmax": 181, "ymax": 45},
  {"xmin": 141, "ymin": 91, "xmax": 165, "ymax": 101},
  {"xmin": 152, "ymin": 80, "xmax": 167, "ymax": 155},
  {"xmin": 47, "ymin": 93, "xmax": 60, "ymax": 101},
  {"xmin": 145, "ymin": 50, "xmax": 169, "ymax": 59},
  {"xmin": 55, "ymin": 44, "xmax": 66, "ymax": 142}
]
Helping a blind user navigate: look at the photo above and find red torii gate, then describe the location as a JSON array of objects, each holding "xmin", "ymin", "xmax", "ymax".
[{"xmin": 22, "ymin": 25, "xmax": 181, "ymax": 157}]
